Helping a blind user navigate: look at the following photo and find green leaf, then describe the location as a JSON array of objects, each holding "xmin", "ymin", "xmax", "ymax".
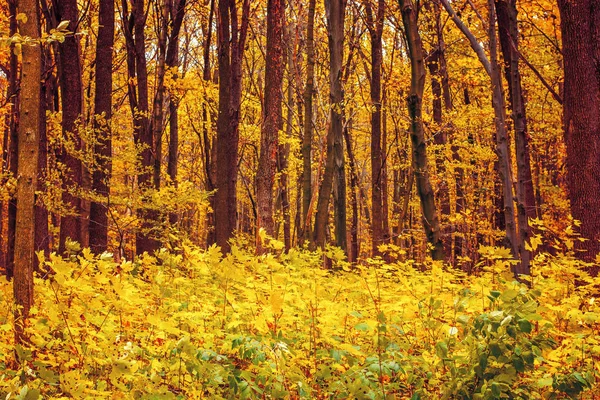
[
  {"xmin": 518, "ymin": 319, "xmax": 532, "ymax": 333},
  {"xmin": 354, "ymin": 322, "xmax": 369, "ymax": 331}
]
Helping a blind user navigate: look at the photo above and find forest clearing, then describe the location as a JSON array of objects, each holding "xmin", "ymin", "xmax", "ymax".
[{"xmin": 1, "ymin": 0, "xmax": 600, "ymax": 397}]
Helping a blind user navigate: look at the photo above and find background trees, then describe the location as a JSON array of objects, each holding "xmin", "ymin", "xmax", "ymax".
[{"xmin": 0, "ymin": 0, "xmax": 596, "ymax": 271}]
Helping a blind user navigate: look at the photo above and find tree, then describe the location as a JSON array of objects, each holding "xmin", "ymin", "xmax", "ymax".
[
  {"xmin": 399, "ymin": 0, "xmax": 444, "ymax": 261},
  {"xmin": 89, "ymin": 0, "xmax": 115, "ymax": 253},
  {"xmin": 13, "ymin": 0, "xmax": 42, "ymax": 340},
  {"xmin": 313, "ymin": 0, "xmax": 347, "ymax": 254},
  {"xmin": 557, "ymin": 0, "xmax": 600, "ymax": 263},
  {"xmin": 364, "ymin": 0, "xmax": 387, "ymax": 256},
  {"xmin": 256, "ymin": 0, "xmax": 285, "ymax": 243},
  {"xmin": 214, "ymin": 0, "xmax": 250, "ymax": 253},
  {"xmin": 496, "ymin": 0, "xmax": 535, "ymax": 273},
  {"xmin": 56, "ymin": 0, "xmax": 84, "ymax": 252},
  {"xmin": 300, "ymin": 0, "xmax": 316, "ymax": 243}
]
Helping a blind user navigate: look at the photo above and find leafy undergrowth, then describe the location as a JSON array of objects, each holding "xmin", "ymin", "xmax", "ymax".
[{"xmin": 0, "ymin": 242, "xmax": 599, "ymax": 399}]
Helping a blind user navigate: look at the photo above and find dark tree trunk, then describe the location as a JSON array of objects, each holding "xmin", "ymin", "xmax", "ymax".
[
  {"xmin": 365, "ymin": 0, "xmax": 385, "ymax": 256},
  {"xmin": 300, "ymin": 0, "xmax": 316, "ymax": 242},
  {"xmin": 202, "ymin": 0, "xmax": 216, "ymax": 246},
  {"xmin": 35, "ymin": 47, "xmax": 53, "ymax": 258},
  {"xmin": 256, "ymin": 0, "xmax": 285, "ymax": 244},
  {"xmin": 214, "ymin": 0, "xmax": 250, "ymax": 253},
  {"xmin": 558, "ymin": 0, "xmax": 600, "ymax": 263},
  {"xmin": 400, "ymin": 0, "xmax": 444, "ymax": 260},
  {"xmin": 89, "ymin": 0, "xmax": 115, "ymax": 253},
  {"xmin": 313, "ymin": 0, "xmax": 347, "ymax": 253},
  {"xmin": 166, "ymin": 0, "xmax": 186, "ymax": 226},
  {"xmin": 496, "ymin": 0, "xmax": 535, "ymax": 273},
  {"xmin": 344, "ymin": 118, "xmax": 359, "ymax": 262},
  {"xmin": 57, "ymin": 0, "xmax": 84, "ymax": 252},
  {"xmin": 4, "ymin": 0, "xmax": 18, "ymax": 278},
  {"xmin": 14, "ymin": 0, "xmax": 42, "ymax": 341}
]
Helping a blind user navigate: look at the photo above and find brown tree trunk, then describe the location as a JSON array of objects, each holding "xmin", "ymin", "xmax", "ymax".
[
  {"xmin": 558, "ymin": 0, "xmax": 600, "ymax": 263},
  {"xmin": 300, "ymin": 0, "xmax": 316, "ymax": 242},
  {"xmin": 256, "ymin": 0, "xmax": 285, "ymax": 244},
  {"xmin": 400, "ymin": 0, "xmax": 444, "ymax": 261},
  {"xmin": 166, "ymin": 0, "xmax": 186, "ymax": 225},
  {"xmin": 365, "ymin": 0, "xmax": 385, "ymax": 256},
  {"xmin": 202, "ymin": 0, "xmax": 216, "ymax": 246},
  {"xmin": 14, "ymin": 0, "xmax": 42, "ymax": 341},
  {"xmin": 496, "ymin": 0, "xmax": 535, "ymax": 273},
  {"xmin": 4, "ymin": 0, "xmax": 18, "ymax": 278},
  {"xmin": 89, "ymin": 0, "xmax": 115, "ymax": 253},
  {"xmin": 57, "ymin": 0, "xmax": 84, "ymax": 252},
  {"xmin": 214, "ymin": 0, "xmax": 250, "ymax": 253},
  {"xmin": 313, "ymin": 0, "xmax": 347, "ymax": 253},
  {"xmin": 344, "ymin": 117, "xmax": 359, "ymax": 262},
  {"xmin": 35, "ymin": 47, "xmax": 53, "ymax": 258}
]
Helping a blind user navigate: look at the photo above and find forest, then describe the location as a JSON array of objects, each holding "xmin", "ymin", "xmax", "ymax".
[{"xmin": 0, "ymin": 0, "xmax": 599, "ymax": 397}]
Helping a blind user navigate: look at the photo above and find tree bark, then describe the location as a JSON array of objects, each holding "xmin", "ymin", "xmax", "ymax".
[
  {"xmin": 166, "ymin": 0, "xmax": 186, "ymax": 225},
  {"xmin": 14, "ymin": 0, "xmax": 42, "ymax": 341},
  {"xmin": 313, "ymin": 0, "xmax": 347, "ymax": 253},
  {"xmin": 215, "ymin": 0, "xmax": 250, "ymax": 253},
  {"xmin": 256, "ymin": 0, "xmax": 285, "ymax": 245},
  {"xmin": 400, "ymin": 0, "xmax": 444, "ymax": 261},
  {"xmin": 301, "ymin": 0, "xmax": 316, "ymax": 242},
  {"xmin": 89, "ymin": 0, "xmax": 115, "ymax": 253},
  {"xmin": 557, "ymin": 0, "xmax": 600, "ymax": 263},
  {"xmin": 57, "ymin": 0, "xmax": 84, "ymax": 252},
  {"xmin": 4, "ymin": 0, "xmax": 18, "ymax": 278},
  {"xmin": 365, "ymin": 0, "xmax": 385, "ymax": 256},
  {"xmin": 496, "ymin": 0, "xmax": 535, "ymax": 272}
]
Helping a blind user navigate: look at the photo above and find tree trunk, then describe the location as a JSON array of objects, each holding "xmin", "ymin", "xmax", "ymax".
[
  {"xmin": 89, "ymin": 0, "xmax": 115, "ymax": 253},
  {"xmin": 256, "ymin": 0, "xmax": 285, "ymax": 245},
  {"xmin": 166, "ymin": 0, "xmax": 186, "ymax": 226},
  {"xmin": 202, "ymin": 0, "xmax": 216, "ymax": 246},
  {"xmin": 400, "ymin": 0, "xmax": 444, "ymax": 261},
  {"xmin": 14, "ymin": 0, "xmax": 42, "ymax": 341},
  {"xmin": 557, "ymin": 0, "xmax": 600, "ymax": 264},
  {"xmin": 313, "ymin": 0, "xmax": 347, "ymax": 253},
  {"xmin": 35, "ymin": 47, "xmax": 52, "ymax": 258},
  {"xmin": 4, "ymin": 0, "xmax": 18, "ymax": 278},
  {"xmin": 301, "ymin": 0, "xmax": 316, "ymax": 242},
  {"xmin": 496, "ymin": 0, "xmax": 535, "ymax": 273},
  {"xmin": 344, "ymin": 117, "xmax": 359, "ymax": 262},
  {"xmin": 57, "ymin": 0, "xmax": 84, "ymax": 252},
  {"xmin": 365, "ymin": 0, "xmax": 385, "ymax": 256},
  {"xmin": 215, "ymin": 0, "xmax": 250, "ymax": 253}
]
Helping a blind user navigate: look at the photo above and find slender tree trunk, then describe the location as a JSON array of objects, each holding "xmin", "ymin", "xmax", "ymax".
[
  {"xmin": 202, "ymin": 0, "xmax": 216, "ymax": 246},
  {"xmin": 400, "ymin": 0, "xmax": 444, "ymax": 260},
  {"xmin": 35, "ymin": 48, "xmax": 52, "ymax": 258},
  {"xmin": 215, "ymin": 0, "xmax": 250, "ymax": 253},
  {"xmin": 344, "ymin": 117, "xmax": 359, "ymax": 261},
  {"xmin": 14, "ymin": 0, "xmax": 41, "ymax": 341},
  {"xmin": 166, "ymin": 0, "xmax": 186, "ymax": 225},
  {"xmin": 314, "ymin": 0, "xmax": 347, "ymax": 253},
  {"xmin": 365, "ymin": 0, "xmax": 385, "ymax": 256},
  {"xmin": 4, "ymin": 0, "xmax": 18, "ymax": 278},
  {"xmin": 301, "ymin": 0, "xmax": 316, "ymax": 242},
  {"xmin": 496, "ymin": 0, "xmax": 535, "ymax": 272},
  {"xmin": 487, "ymin": 0, "xmax": 522, "ymax": 271},
  {"xmin": 256, "ymin": 0, "xmax": 285, "ymax": 245},
  {"xmin": 558, "ymin": 0, "xmax": 600, "ymax": 264},
  {"xmin": 89, "ymin": 0, "xmax": 115, "ymax": 253},
  {"xmin": 57, "ymin": 0, "xmax": 84, "ymax": 252}
]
